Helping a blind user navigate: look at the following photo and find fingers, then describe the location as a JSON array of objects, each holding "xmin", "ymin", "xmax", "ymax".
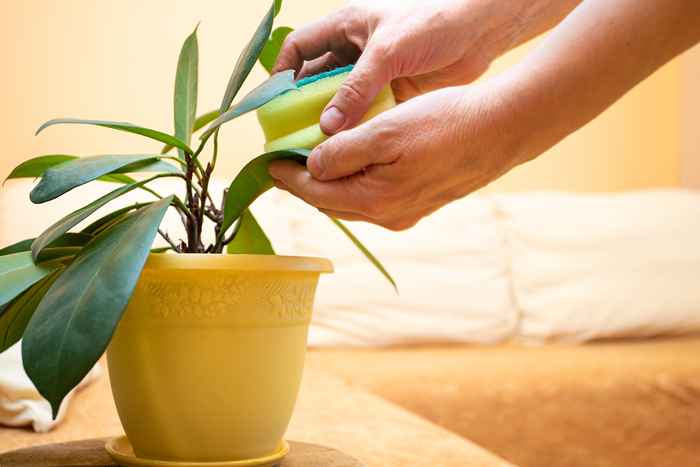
[
  {"xmin": 268, "ymin": 160, "xmax": 366, "ymax": 213},
  {"xmin": 320, "ymin": 43, "xmax": 395, "ymax": 134},
  {"xmin": 273, "ymin": 13, "xmax": 362, "ymax": 75},
  {"xmin": 306, "ymin": 123, "xmax": 398, "ymax": 181},
  {"xmin": 298, "ymin": 52, "xmax": 347, "ymax": 79}
]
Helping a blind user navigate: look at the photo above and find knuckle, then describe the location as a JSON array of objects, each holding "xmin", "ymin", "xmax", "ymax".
[{"xmin": 338, "ymin": 79, "xmax": 367, "ymax": 107}]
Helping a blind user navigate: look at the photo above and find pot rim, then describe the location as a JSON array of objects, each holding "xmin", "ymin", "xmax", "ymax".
[{"xmin": 144, "ymin": 253, "xmax": 333, "ymax": 274}]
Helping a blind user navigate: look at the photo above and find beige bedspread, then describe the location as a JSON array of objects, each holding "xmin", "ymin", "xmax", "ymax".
[{"xmin": 307, "ymin": 336, "xmax": 700, "ymax": 467}]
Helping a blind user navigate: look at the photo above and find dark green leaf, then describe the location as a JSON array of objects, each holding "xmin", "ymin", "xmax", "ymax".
[
  {"xmin": 203, "ymin": 70, "xmax": 297, "ymax": 139},
  {"xmin": 259, "ymin": 27, "xmax": 293, "ymax": 74},
  {"xmin": 30, "ymin": 154, "xmax": 177, "ymax": 203},
  {"xmin": 328, "ymin": 217, "xmax": 398, "ymax": 292},
  {"xmin": 150, "ymin": 247, "xmax": 172, "ymax": 254},
  {"xmin": 31, "ymin": 175, "xmax": 172, "ymax": 261},
  {"xmin": 114, "ymin": 159, "xmax": 181, "ymax": 175},
  {"xmin": 0, "ymin": 268, "xmax": 64, "ymax": 354},
  {"xmin": 35, "ymin": 247, "xmax": 83, "ymax": 263},
  {"xmin": 6, "ymin": 154, "xmax": 146, "ymax": 186},
  {"xmin": 81, "ymin": 203, "xmax": 151, "ymax": 236},
  {"xmin": 220, "ymin": 148, "xmax": 309, "ymax": 236},
  {"xmin": 5, "ymin": 155, "xmax": 76, "ymax": 182},
  {"xmin": 174, "ymin": 25, "xmax": 199, "ymax": 160},
  {"xmin": 0, "ymin": 233, "xmax": 92, "ymax": 257},
  {"xmin": 0, "ymin": 252, "xmax": 59, "ymax": 307},
  {"xmin": 23, "ymin": 197, "xmax": 173, "ymax": 417},
  {"xmin": 219, "ymin": 1, "xmax": 276, "ymax": 113},
  {"xmin": 161, "ymin": 110, "xmax": 220, "ymax": 154},
  {"xmin": 227, "ymin": 208, "xmax": 275, "ymax": 255},
  {"xmin": 36, "ymin": 119, "xmax": 192, "ymax": 155}
]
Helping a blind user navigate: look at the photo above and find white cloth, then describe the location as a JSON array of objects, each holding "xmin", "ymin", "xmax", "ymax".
[
  {"xmin": 0, "ymin": 342, "xmax": 101, "ymax": 432},
  {"xmin": 493, "ymin": 190, "xmax": 700, "ymax": 343}
]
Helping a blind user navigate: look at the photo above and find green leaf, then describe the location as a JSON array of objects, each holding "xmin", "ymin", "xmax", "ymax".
[
  {"xmin": 0, "ymin": 268, "xmax": 64, "ymax": 354},
  {"xmin": 174, "ymin": 25, "xmax": 199, "ymax": 160},
  {"xmin": 81, "ymin": 203, "xmax": 151, "ymax": 236},
  {"xmin": 31, "ymin": 175, "xmax": 172, "ymax": 261},
  {"xmin": 203, "ymin": 70, "xmax": 297, "ymax": 139},
  {"xmin": 220, "ymin": 148, "xmax": 309, "ymax": 236},
  {"xmin": 274, "ymin": 0, "xmax": 283, "ymax": 17},
  {"xmin": 35, "ymin": 247, "xmax": 83, "ymax": 263},
  {"xmin": 219, "ymin": 1, "xmax": 276, "ymax": 113},
  {"xmin": 0, "ymin": 233, "xmax": 93, "ymax": 257},
  {"xmin": 5, "ymin": 155, "xmax": 76, "ymax": 182},
  {"xmin": 259, "ymin": 27, "xmax": 293, "ymax": 74},
  {"xmin": 150, "ymin": 246, "xmax": 172, "ymax": 254},
  {"xmin": 0, "ymin": 252, "xmax": 60, "ymax": 307},
  {"xmin": 161, "ymin": 110, "xmax": 220, "ymax": 154},
  {"xmin": 22, "ymin": 197, "xmax": 173, "ymax": 417},
  {"xmin": 5, "ymin": 154, "xmax": 148, "ymax": 187},
  {"xmin": 227, "ymin": 208, "xmax": 275, "ymax": 255},
  {"xmin": 36, "ymin": 119, "xmax": 193, "ymax": 155},
  {"xmin": 30, "ymin": 154, "xmax": 178, "ymax": 203},
  {"xmin": 328, "ymin": 217, "xmax": 398, "ymax": 292}
]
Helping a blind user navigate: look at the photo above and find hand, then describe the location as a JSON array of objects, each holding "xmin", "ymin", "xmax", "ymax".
[
  {"xmin": 274, "ymin": 0, "xmax": 581, "ymax": 135},
  {"xmin": 268, "ymin": 85, "xmax": 521, "ymax": 231}
]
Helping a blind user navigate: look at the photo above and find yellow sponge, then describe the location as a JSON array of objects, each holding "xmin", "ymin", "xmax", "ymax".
[{"xmin": 257, "ymin": 65, "xmax": 396, "ymax": 152}]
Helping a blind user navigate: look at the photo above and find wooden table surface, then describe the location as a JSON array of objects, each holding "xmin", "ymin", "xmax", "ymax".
[{"xmin": 0, "ymin": 366, "xmax": 511, "ymax": 467}]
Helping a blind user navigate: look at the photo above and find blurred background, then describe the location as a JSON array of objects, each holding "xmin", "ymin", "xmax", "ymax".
[{"xmin": 1, "ymin": 0, "xmax": 698, "ymax": 191}]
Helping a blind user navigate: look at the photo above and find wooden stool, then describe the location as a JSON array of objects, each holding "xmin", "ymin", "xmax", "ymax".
[{"xmin": 0, "ymin": 438, "xmax": 365, "ymax": 467}]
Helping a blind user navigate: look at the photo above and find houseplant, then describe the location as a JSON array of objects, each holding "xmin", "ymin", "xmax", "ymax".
[{"xmin": 0, "ymin": 1, "xmax": 395, "ymax": 464}]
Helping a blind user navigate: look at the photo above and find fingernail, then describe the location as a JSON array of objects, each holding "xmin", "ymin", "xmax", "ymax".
[
  {"xmin": 307, "ymin": 149, "xmax": 325, "ymax": 179},
  {"xmin": 320, "ymin": 107, "xmax": 346, "ymax": 134}
]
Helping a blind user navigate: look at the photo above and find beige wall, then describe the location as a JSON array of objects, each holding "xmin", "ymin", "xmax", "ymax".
[
  {"xmin": 680, "ymin": 44, "xmax": 700, "ymax": 189},
  {"xmin": 0, "ymin": 0, "xmax": 690, "ymax": 192}
]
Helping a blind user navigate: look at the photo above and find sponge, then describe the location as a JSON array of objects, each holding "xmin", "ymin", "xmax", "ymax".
[{"xmin": 257, "ymin": 65, "xmax": 396, "ymax": 152}]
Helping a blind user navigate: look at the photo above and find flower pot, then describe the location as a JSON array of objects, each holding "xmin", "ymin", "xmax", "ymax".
[{"xmin": 106, "ymin": 253, "xmax": 333, "ymax": 463}]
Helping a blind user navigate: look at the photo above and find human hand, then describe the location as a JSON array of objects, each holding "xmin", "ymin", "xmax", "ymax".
[
  {"xmin": 273, "ymin": 0, "xmax": 581, "ymax": 135},
  {"xmin": 268, "ymin": 85, "xmax": 522, "ymax": 231}
]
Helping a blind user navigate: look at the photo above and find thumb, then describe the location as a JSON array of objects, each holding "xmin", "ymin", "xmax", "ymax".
[{"xmin": 320, "ymin": 43, "xmax": 394, "ymax": 135}]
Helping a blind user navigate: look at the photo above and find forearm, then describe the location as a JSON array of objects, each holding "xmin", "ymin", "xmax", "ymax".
[
  {"xmin": 480, "ymin": 0, "xmax": 583, "ymax": 60},
  {"xmin": 496, "ymin": 0, "xmax": 700, "ymax": 164}
]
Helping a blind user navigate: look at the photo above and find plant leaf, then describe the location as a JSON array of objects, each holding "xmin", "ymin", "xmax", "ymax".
[
  {"xmin": 5, "ymin": 154, "xmax": 146, "ymax": 186},
  {"xmin": 31, "ymin": 176, "xmax": 170, "ymax": 261},
  {"xmin": 30, "ymin": 154, "xmax": 177, "ymax": 203},
  {"xmin": 22, "ymin": 197, "xmax": 173, "ymax": 417},
  {"xmin": 220, "ymin": 148, "xmax": 309, "ymax": 236},
  {"xmin": 161, "ymin": 110, "xmax": 220, "ymax": 154},
  {"xmin": 219, "ymin": 1, "xmax": 276, "ymax": 113},
  {"xmin": 0, "ymin": 233, "xmax": 93, "ymax": 257},
  {"xmin": 328, "ymin": 217, "xmax": 398, "ymax": 292},
  {"xmin": 5, "ymin": 155, "xmax": 76, "ymax": 182},
  {"xmin": 174, "ymin": 25, "xmax": 199, "ymax": 160},
  {"xmin": 150, "ymin": 246, "xmax": 172, "ymax": 254},
  {"xmin": 0, "ymin": 268, "xmax": 64, "ymax": 354},
  {"xmin": 274, "ymin": 0, "xmax": 283, "ymax": 16},
  {"xmin": 227, "ymin": 208, "xmax": 275, "ymax": 255},
  {"xmin": 203, "ymin": 70, "xmax": 297, "ymax": 139},
  {"xmin": 0, "ymin": 252, "xmax": 60, "ymax": 307},
  {"xmin": 36, "ymin": 119, "xmax": 192, "ymax": 155},
  {"xmin": 81, "ymin": 203, "xmax": 151, "ymax": 236},
  {"xmin": 259, "ymin": 27, "xmax": 293, "ymax": 74}
]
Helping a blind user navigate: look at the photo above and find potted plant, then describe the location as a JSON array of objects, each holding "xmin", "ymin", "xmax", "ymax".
[{"xmin": 0, "ymin": 1, "xmax": 395, "ymax": 464}]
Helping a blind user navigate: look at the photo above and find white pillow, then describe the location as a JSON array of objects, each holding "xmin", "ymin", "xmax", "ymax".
[
  {"xmin": 493, "ymin": 190, "xmax": 700, "ymax": 343},
  {"xmin": 255, "ymin": 191, "xmax": 518, "ymax": 347}
]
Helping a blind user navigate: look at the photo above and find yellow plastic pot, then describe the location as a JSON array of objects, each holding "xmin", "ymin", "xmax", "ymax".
[
  {"xmin": 257, "ymin": 65, "xmax": 396, "ymax": 152},
  {"xmin": 106, "ymin": 253, "xmax": 333, "ymax": 463}
]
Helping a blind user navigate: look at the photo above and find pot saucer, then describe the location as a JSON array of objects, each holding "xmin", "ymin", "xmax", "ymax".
[{"xmin": 105, "ymin": 436, "xmax": 290, "ymax": 467}]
